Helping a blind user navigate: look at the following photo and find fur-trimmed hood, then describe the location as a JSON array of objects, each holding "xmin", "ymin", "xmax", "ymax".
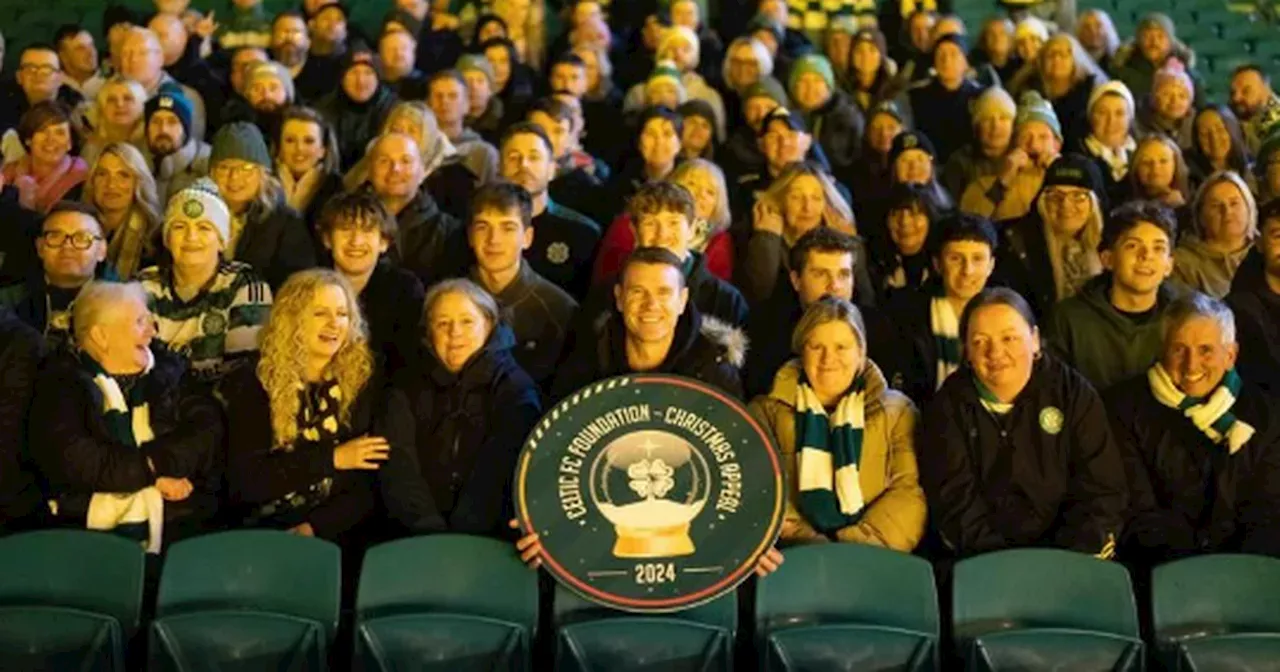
[{"xmin": 699, "ymin": 313, "xmax": 748, "ymax": 369}]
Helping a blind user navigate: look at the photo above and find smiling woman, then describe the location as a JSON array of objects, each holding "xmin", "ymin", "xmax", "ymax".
[
  {"xmin": 1, "ymin": 101, "xmax": 88, "ymax": 214},
  {"xmin": 81, "ymin": 142, "xmax": 161, "ymax": 279}
]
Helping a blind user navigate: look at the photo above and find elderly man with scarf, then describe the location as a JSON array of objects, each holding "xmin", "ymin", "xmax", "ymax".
[
  {"xmin": 1106, "ymin": 293, "xmax": 1280, "ymax": 565},
  {"xmin": 29, "ymin": 281, "xmax": 223, "ymax": 552}
]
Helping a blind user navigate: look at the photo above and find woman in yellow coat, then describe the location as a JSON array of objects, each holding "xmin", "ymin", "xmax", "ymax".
[{"xmin": 749, "ymin": 296, "xmax": 927, "ymax": 551}]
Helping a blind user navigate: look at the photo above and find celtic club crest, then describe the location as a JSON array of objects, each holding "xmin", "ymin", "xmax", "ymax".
[{"xmin": 515, "ymin": 375, "xmax": 783, "ymax": 612}]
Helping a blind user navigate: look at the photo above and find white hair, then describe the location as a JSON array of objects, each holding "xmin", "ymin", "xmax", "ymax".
[
  {"xmin": 72, "ymin": 281, "xmax": 148, "ymax": 346},
  {"xmin": 1162, "ymin": 293, "xmax": 1237, "ymax": 346}
]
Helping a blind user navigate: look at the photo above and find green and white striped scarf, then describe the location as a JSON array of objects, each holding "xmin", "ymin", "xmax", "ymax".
[
  {"xmin": 795, "ymin": 373, "xmax": 866, "ymax": 534},
  {"xmin": 974, "ymin": 375, "xmax": 1014, "ymax": 415},
  {"xmin": 931, "ymin": 296, "xmax": 961, "ymax": 390},
  {"xmin": 1148, "ymin": 364, "xmax": 1255, "ymax": 454},
  {"xmin": 79, "ymin": 351, "xmax": 164, "ymax": 553}
]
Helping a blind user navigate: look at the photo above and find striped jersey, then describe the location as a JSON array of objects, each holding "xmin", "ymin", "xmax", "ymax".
[
  {"xmin": 787, "ymin": 0, "xmax": 879, "ymax": 34},
  {"xmin": 139, "ymin": 260, "xmax": 272, "ymax": 382}
]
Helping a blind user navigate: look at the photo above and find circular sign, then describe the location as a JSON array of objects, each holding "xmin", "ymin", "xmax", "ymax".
[{"xmin": 515, "ymin": 375, "xmax": 784, "ymax": 613}]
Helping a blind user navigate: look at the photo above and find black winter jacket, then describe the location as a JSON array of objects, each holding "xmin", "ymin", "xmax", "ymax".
[
  {"xmin": 378, "ymin": 325, "xmax": 541, "ymax": 538},
  {"xmin": 234, "ymin": 198, "xmax": 319, "ymax": 290},
  {"xmin": 219, "ymin": 361, "xmax": 384, "ymax": 543},
  {"xmin": 316, "ymin": 84, "xmax": 397, "ymax": 171},
  {"xmin": 993, "ymin": 212, "xmax": 1059, "ymax": 320},
  {"xmin": 1226, "ymin": 251, "xmax": 1280, "ymax": 394},
  {"xmin": 1108, "ymin": 374, "xmax": 1280, "ymax": 561},
  {"xmin": 0, "ymin": 311, "xmax": 42, "ymax": 531},
  {"xmin": 917, "ymin": 355, "xmax": 1129, "ymax": 558},
  {"xmin": 30, "ymin": 346, "xmax": 223, "ymax": 529},
  {"xmin": 358, "ymin": 262, "xmax": 425, "ymax": 373},
  {"xmin": 552, "ymin": 306, "xmax": 747, "ymax": 402},
  {"xmin": 389, "ymin": 188, "xmax": 468, "ymax": 288}
]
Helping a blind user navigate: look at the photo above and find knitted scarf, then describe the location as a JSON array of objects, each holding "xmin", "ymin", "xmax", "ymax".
[
  {"xmin": 795, "ymin": 373, "xmax": 866, "ymax": 534},
  {"xmin": 81, "ymin": 351, "xmax": 164, "ymax": 553},
  {"xmin": 974, "ymin": 374, "xmax": 1014, "ymax": 415},
  {"xmin": 2, "ymin": 155, "xmax": 89, "ymax": 213},
  {"xmin": 930, "ymin": 295, "xmax": 961, "ymax": 389},
  {"xmin": 1148, "ymin": 364, "xmax": 1255, "ymax": 454},
  {"xmin": 277, "ymin": 162, "xmax": 328, "ymax": 214},
  {"xmin": 1084, "ymin": 135, "xmax": 1136, "ymax": 182}
]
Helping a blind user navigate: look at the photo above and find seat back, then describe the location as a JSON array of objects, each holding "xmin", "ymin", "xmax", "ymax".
[
  {"xmin": 953, "ymin": 549, "xmax": 1139, "ymax": 642},
  {"xmin": 0, "ymin": 606, "xmax": 122, "ymax": 672},
  {"xmin": 156, "ymin": 531, "xmax": 342, "ymax": 640},
  {"xmin": 149, "ymin": 611, "xmax": 326, "ymax": 672},
  {"xmin": 1176, "ymin": 632, "xmax": 1280, "ymax": 671},
  {"xmin": 1152, "ymin": 554, "xmax": 1280, "ymax": 667},
  {"xmin": 556, "ymin": 619, "xmax": 731, "ymax": 672},
  {"xmin": 0, "ymin": 530, "xmax": 145, "ymax": 641},
  {"xmin": 755, "ymin": 544, "xmax": 939, "ymax": 671},
  {"xmin": 967, "ymin": 628, "xmax": 1143, "ymax": 672},
  {"xmin": 552, "ymin": 584, "xmax": 737, "ymax": 633},
  {"xmin": 1153, "ymin": 554, "xmax": 1280, "ymax": 642},
  {"xmin": 355, "ymin": 535, "xmax": 539, "ymax": 671},
  {"xmin": 357, "ymin": 535, "xmax": 537, "ymax": 630},
  {"xmin": 755, "ymin": 544, "xmax": 939, "ymax": 640}
]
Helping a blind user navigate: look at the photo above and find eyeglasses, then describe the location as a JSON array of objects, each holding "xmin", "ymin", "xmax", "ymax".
[
  {"xmin": 212, "ymin": 163, "xmax": 259, "ymax": 179},
  {"xmin": 19, "ymin": 64, "xmax": 60, "ymax": 76},
  {"xmin": 40, "ymin": 230, "xmax": 103, "ymax": 250},
  {"xmin": 1044, "ymin": 191, "xmax": 1091, "ymax": 207}
]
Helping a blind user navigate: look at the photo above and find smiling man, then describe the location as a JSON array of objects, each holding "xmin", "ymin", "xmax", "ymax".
[
  {"xmin": 467, "ymin": 182, "xmax": 577, "ymax": 389},
  {"xmin": 1046, "ymin": 201, "xmax": 1182, "ymax": 391},
  {"xmin": 318, "ymin": 190, "xmax": 424, "ymax": 371},
  {"xmin": 1107, "ymin": 293, "xmax": 1280, "ymax": 564},
  {"xmin": 0, "ymin": 202, "xmax": 108, "ymax": 350},
  {"xmin": 553, "ymin": 247, "xmax": 746, "ymax": 400}
]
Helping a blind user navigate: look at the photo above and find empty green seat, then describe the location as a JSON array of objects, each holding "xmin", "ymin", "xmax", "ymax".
[
  {"xmin": 149, "ymin": 531, "xmax": 341, "ymax": 671},
  {"xmin": 553, "ymin": 585, "xmax": 737, "ymax": 672},
  {"xmin": 0, "ymin": 530, "xmax": 145, "ymax": 672},
  {"xmin": 754, "ymin": 544, "xmax": 939, "ymax": 671},
  {"xmin": 354, "ymin": 535, "xmax": 539, "ymax": 672},
  {"xmin": 953, "ymin": 549, "xmax": 1142, "ymax": 671},
  {"xmin": 1153, "ymin": 554, "xmax": 1280, "ymax": 670}
]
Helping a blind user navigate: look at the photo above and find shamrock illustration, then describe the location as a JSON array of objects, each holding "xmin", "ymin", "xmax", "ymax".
[{"xmin": 627, "ymin": 458, "xmax": 675, "ymax": 500}]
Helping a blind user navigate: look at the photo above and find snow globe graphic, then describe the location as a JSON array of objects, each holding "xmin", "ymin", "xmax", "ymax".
[{"xmin": 589, "ymin": 429, "xmax": 712, "ymax": 559}]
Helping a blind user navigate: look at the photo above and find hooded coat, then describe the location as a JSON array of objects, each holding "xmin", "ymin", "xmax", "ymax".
[
  {"xmin": 749, "ymin": 359, "xmax": 926, "ymax": 551},
  {"xmin": 552, "ymin": 306, "xmax": 747, "ymax": 402},
  {"xmin": 1107, "ymin": 373, "xmax": 1280, "ymax": 562},
  {"xmin": 917, "ymin": 354, "xmax": 1129, "ymax": 558},
  {"xmin": 378, "ymin": 325, "xmax": 542, "ymax": 538},
  {"xmin": 1173, "ymin": 235, "xmax": 1251, "ymax": 299},
  {"xmin": 1045, "ymin": 273, "xmax": 1184, "ymax": 392}
]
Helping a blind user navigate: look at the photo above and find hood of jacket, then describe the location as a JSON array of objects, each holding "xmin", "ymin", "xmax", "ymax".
[{"xmin": 601, "ymin": 307, "xmax": 748, "ymax": 374}]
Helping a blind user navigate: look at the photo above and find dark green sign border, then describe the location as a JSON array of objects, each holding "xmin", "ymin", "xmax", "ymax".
[{"xmin": 515, "ymin": 374, "xmax": 784, "ymax": 612}]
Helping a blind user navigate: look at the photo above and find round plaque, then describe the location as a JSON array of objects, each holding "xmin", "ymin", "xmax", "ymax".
[{"xmin": 515, "ymin": 375, "xmax": 784, "ymax": 613}]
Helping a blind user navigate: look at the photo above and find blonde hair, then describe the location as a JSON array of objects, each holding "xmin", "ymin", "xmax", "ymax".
[
  {"xmin": 722, "ymin": 37, "xmax": 773, "ymax": 92},
  {"xmin": 762, "ymin": 162, "xmax": 857, "ymax": 241},
  {"xmin": 257, "ymin": 269, "xmax": 374, "ymax": 449},
  {"xmin": 92, "ymin": 75, "xmax": 148, "ymax": 141},
  {"xmin": 572, "ymin": 44, "xmax": 614, "ymax": 98},
  {"xmin": 1012, "ymin": 33, "xmax": 1106, "ymax": 94},
  {"xmin": 670, "ymin": 158, "xmax": 731, "ymax": 238},
  {"xmin": 81, "ymin": 142, "xmax": 162, "ymax": 278},
  {"xmin": 494, "ymin": 0, "xmax": 545, "ymax": 70},
  {"xmin": 421, "ymin": 279, "xmax": 500, "ymax": 355},
  {"xmin": 1036, "ymin": 186, "xmax": 1105, "ymax": 301}
]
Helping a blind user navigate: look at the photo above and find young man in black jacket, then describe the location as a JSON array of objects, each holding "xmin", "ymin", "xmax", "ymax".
[
  {"xmin": 1108, "ymin": 293, "xmax": 1280, "ymax": 563},
  {"xmin": 467, "ymin": 183, "xmax": 579, "ymax": 391},
  {"xmin": 553, "ymin": 247, "xmax": 746, "ymax": 400}
]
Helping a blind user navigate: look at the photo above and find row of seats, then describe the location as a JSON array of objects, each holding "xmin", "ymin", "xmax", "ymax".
[{"xmin": 2, "ymin": 529, "xmax": 1279, "ymax": 670}]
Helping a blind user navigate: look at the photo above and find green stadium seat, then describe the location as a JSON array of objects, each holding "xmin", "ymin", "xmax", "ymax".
[
  {"xmin": 553, "ymin": 585, "xmax": 737, "ymax": 672},
  {"xmin": 953, "ymin": 549, "xmax": 1143, "ymax": 672},
  {"xmin": 0, "ymin": 530, "xmax": 145, "ymax": 672},
  {"xmin": 149, "ymin": 531, "xmax": 341, "ymax": 671},
  {"xmin": 754, "ymin": 544, "xmax": 939, "ymax": 671},
  {"xmin": 354, "ymin": 535, "xmax": 539, "ymax": 672},
  {"xmin": 1152, "ymin": 554, "xmax": 1280, "ymax": 671}
]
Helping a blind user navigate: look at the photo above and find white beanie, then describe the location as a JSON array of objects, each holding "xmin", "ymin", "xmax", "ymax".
[
  {"xmin": 164, "ymin": 178, "xmax": 232, "ymax": 246},
  {"xmin": 1088, "ymin": 80, "xmax": 1136, "ymax": 117},
  {"xmin": 1015, "ymin": 17, "xmax": 1049, "ymax": 43},
  {"xmin": 658, "ymin": 26, "xmax": 701, "ymax": 65}
]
